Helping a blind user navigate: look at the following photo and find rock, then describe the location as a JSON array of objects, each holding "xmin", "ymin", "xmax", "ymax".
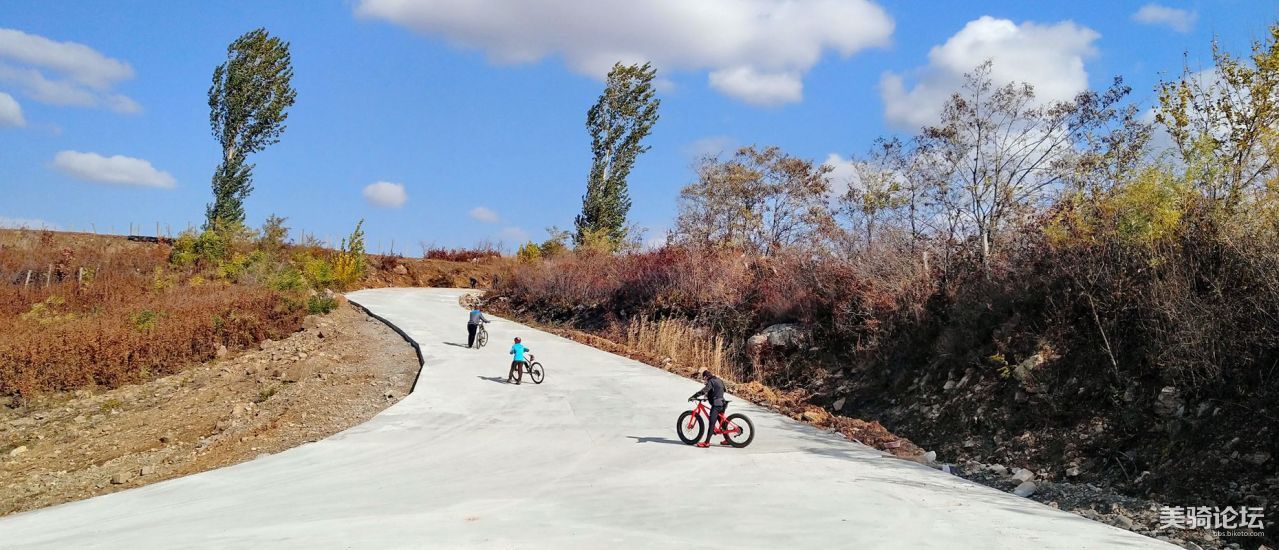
[
  {"xmin": 1243, "ymin": 452, "xmax": 1272, "ymax": 465},
  {"xmin": 1113, "ymin": 515, "xmax": 1134, "ymax": 530},
  {"xmin": 215, "ymin": 344, "xmax": 229, "ymax": 358},
  {"xmin": 923, "ymin": 451, "xmax": 937, "ymax": 464},
  {"xmin": 110, "ymin": 472, "xmax": 130, "ymax": 485},
  {"xmin": 962, "ymin": 438, "xmax": 978, "ymax": 448},
  {"xmin": 139, "ymin": 465, "xmax": 154, "ymax": 476},
  {"xmin": 1012, "ymin": 353, "xmax": 1044, "ymax": 382},
  {"xmin": 1154, "ymin": 386, "xmax": 1184, "ymax": 417},
  {"xmin": 297, "ymin": 352, "xmax": 307, "ymax": 360},
  {"xmin": 280, "ymin": 365, "xmax": 304, "ymax": 383},
  {"xmin": 1066, "ymin": 466, "xmax": 1081, "ymax": 477},
  {"xmin": 1011, "ymin": 468, "xmax": 1035, "ymax": 483},
  {"xmin": 833, "ymin": 398, "xmax": 846, "ymax": 411},
  {"xmin": 746, "ymin": 324, "xmax": 807, "ymax": 353},
  {"xmin": 8, "ymin": 445, "xmax": 28, "ymax": 457},
  {"xmin": 1013, "ymin": 481, "xmax": 1037, "ymax": 497},
  {"xmin": 988, "ymin": 464, "xmax": 1009, "ymax": 476},
  {"xmin": 232, "ymin": 403, "xmax": 249, "ymax": 418},
  {"xmin": 943, "ymin": 380, "xmax": 957, "ymax": 391},
  {"xmin": 392, "ymin": 264, "xmax": 408, "ymax": 275}
]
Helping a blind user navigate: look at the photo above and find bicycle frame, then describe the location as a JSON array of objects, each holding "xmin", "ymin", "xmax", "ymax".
[{"xmin": 685, "ymin": 399, "xmax": 741, "ymax": 435}]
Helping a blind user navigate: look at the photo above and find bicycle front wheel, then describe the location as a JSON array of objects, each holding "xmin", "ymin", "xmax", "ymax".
[
  {"xmin": 476, "ymin": 327, "xmax": 489, "ymax": 348},
  {"xmin": 528, "ymin": 362, "xmax": 545, "ymax": 384},
  {"xmin": 723, "ymin": 413, "xmax": 755, "ymax": 448},
  {"xmin": 676, "ymin": 411, "xmax": 705, "ymax": 445}
]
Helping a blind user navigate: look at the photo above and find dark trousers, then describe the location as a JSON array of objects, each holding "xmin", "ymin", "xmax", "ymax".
[
  {"xmin": 467, "ymin": 324, "xmax": 478, "ymax": 347},
  {"xmin": 705, "ymin": 402, "xmax": 727, "ymax": 443},
  {"xmin": 508, "ymin": 360, "xmax": 526, "ymax": 383}
]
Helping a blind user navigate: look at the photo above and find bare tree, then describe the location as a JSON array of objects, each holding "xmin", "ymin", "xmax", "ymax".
[{"xmin": 917, "ymin": 61, "xmax": 1132, "ymax": 272}]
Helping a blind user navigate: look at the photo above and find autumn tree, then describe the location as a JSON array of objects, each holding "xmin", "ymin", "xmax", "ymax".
[
  {"xmin": 1157, "ymin": 23, "xmax": 1279, "ymax": 209},
  {"xmin": 674, "ymin": 146, "xmax": 832, "ymax": 256},
  {"xmin": 575, "ymin": 62, "xmax": 661, "ymax": 249},
  {"xmin": 206, "ymin": 28, "xmax": 297, "ymax": 229}
]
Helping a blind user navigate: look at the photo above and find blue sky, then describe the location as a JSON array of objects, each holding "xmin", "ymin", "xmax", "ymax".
[{"xmin": 1, "ymin": 1, "xmax": 1277, "ymax": 252}]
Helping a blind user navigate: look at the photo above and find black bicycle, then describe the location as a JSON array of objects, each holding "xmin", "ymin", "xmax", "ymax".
[{"xmin": 520, "ymin": 353, "xmax": 545, "ymax": 384}]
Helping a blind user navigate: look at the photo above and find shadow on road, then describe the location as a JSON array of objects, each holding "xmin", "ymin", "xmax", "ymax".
[
  {"xmin": 627, "ymin": 436, "xmax": 686, "ymax": 446},
  {"xmin": 442, "ymin": 342, "xmax": 471, "ymax": 348},
  {"xmin": 476, "ymin": 375, "xmax": 511, "ymax": 384}
]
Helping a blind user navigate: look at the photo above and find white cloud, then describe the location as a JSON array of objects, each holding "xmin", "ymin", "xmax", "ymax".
[
  {"xmin": 469, "ymin": 206, "xmax": 499, "ymax": 223},
  {"xmin": 52, "ymin": 151, "xmax": 175, "ymax": 188},
  {"xmin": 0, "ymin": 215, "xmax": 58, "ymax": 230},
  {"xmin": 1132, "ymin": 4, "xmax": 1196, "ymax": 33},
  {"xmin": 499, "ymin": 226, "xmax": 529, "ymax": 243},
  {"xmin": 823, "ymin": 153, "xmax": 859, "ymax": 198},
  {"xmin": 0, "ymin": 28, "xmax": 139, "ymax": 113},
  {"xmin": 355, "ymin": 0, "xmax": 893, "ymax": 106},
  {"xmin": 0, "ymin": 91, "xmax": 23, "ymax": 126},
  {"xmin": 363, "ymin": 181, "xmax": 408, "ymax": 208},
  {"xmin": 880, "ymin": 16, "xmax": 1100, "ymax": 130},
  {"xmin": 708, "ymin": 66, "xmax": 802, "ymax": 106}
]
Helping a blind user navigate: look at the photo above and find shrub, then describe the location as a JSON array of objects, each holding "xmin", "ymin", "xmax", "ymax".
[
  {"xmin": 516, "ymin": 241, "xmax": 542, "ymax": 262},
  {"xmin": 333, "ymin": 220, "xmax": 366, "ymax": 288},
  {"xmin": 306, "ymin": 295, "xmax": 338, "ymax": 315}
]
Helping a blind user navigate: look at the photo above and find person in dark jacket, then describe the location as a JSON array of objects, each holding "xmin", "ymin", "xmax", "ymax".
[
  {"xmin": 467, "ymin": 307, "xmax": 490, "ymax": 348},
  {"xmin": 689, "ymin": 368, "xmax": 730, "ymax": 447}
]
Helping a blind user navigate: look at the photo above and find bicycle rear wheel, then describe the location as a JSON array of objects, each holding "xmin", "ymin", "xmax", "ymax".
[
  {"xmin": 528, "ymin": 362, "xmax": 545, "ymax": 384},
  {"xmin": 676, "ymin": 411, "xmax": 705, "ymax": 445},
  {"xmin": 723, "ymin": 413, "xmax": 755, "ymax": 448},
  {"xmin": 476, "ymin": 326, "xmax": 488, "ymax": 348}
]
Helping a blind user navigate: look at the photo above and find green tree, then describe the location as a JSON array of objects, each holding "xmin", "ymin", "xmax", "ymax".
[
  {"xmin": 206, "ymin": 28, "xmax": 297, "ymax": 229},
  {"xmin": 575, "ymin": 62, "xmax": 661, "ymax": 248}
]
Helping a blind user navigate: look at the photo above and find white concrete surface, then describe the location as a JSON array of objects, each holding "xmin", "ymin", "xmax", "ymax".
[{"xmin": 0, "ymin": 288, "xmax": 1172, "ymax": 549}]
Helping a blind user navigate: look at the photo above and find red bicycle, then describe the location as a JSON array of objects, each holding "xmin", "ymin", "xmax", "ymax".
[{"xmin": 676, "ymin": 398, "xmax": 755, "ymax": 447}]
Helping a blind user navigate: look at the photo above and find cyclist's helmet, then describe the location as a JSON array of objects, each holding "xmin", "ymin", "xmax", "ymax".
[{"xmin": 514, "ymin": 337, "xmax": 522, "ymax": 343}]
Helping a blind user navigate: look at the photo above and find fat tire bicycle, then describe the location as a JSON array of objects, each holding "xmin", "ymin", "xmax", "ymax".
[{"xmin": 676, "ymin": 397, "xmax": 754, "ymax": 447}]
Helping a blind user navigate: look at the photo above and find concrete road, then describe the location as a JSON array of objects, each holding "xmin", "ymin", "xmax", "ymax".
[{"xmin": 0, "ymin": 288, "xmax": 1171, "ymax": 549}]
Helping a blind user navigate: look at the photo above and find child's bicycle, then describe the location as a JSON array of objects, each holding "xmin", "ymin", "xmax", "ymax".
[
  {"xmin": 474, "ymin": 324, "xmax": 489, "ymax": 348},
  {"xmin": 676, "ymin": 398, "xmax": 754, "ymax": 447},
  {"xmin": 519, "ymin": 353, "xmax": 545, "ymax": 384}
]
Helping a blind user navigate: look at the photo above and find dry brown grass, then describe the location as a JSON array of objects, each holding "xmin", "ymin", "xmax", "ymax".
[
  {"xmin": 0, "ymin": 230, "xmax": 304, "ymax": 398},
  {"xmin": 624, "ymin": 316, "xmax": 737, "ymax": 382}
]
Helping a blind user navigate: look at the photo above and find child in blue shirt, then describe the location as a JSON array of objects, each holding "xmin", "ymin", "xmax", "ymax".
[{"xmin": 508, "ymin": 337, "xmax": 530, "ymax": 384}]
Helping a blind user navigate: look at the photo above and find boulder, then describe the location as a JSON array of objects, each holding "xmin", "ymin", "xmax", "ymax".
[
  {"xmin": 1013, "ymin": 481, "xmax": 1037, "ymax": 497},
  {"xmin": 1154, "ymin": 386, "xmax": 1184, "ymax": 417},
  {"xmin": 833, "ymin": 398, "xmax": 846, "ymax": 412},
  {"xmin": 215, "ymin": 344, "xmax": 229, "ymax": 358},
  {"xmin": 747, "ymin": 324, "xmax": 807, "ymax": 353},
  {"xmin": 1011, "ymin": 468, "xmax": 1035, "ymax": 483},
  {"xmin": 8, "ymin": 445, "xmax": 27, "ymax": 457},
  {"xmin": 392, "ymin": 264, "xmax": 408, "ymax": 275}
]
